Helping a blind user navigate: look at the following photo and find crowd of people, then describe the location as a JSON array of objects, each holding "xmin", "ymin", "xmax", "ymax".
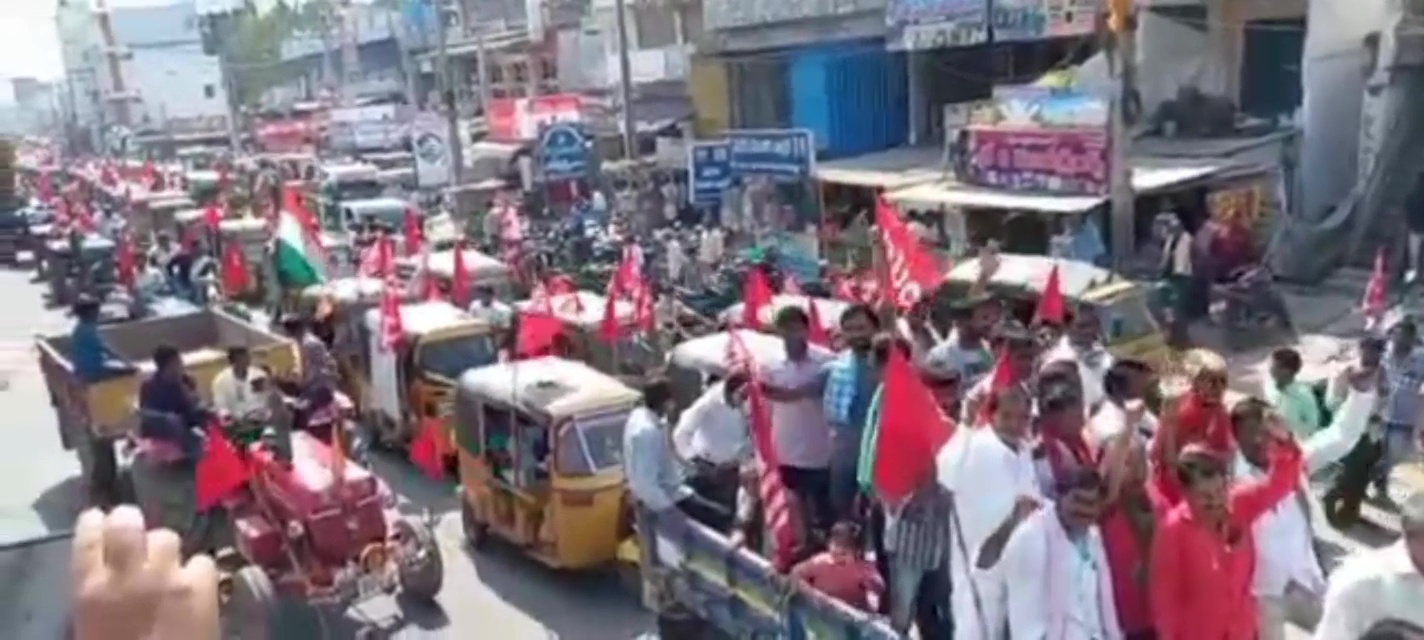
[{"xmin": 626, "ymin": 269, "xmax": 1424, "ymax": 639}]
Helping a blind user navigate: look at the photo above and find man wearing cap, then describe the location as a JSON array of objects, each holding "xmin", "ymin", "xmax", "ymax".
[{"xmin": 1315, "ymin": 493, "xmax": 1424, "ymax": 638}]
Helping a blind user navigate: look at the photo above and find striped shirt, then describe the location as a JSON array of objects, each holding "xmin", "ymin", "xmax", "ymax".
[{"xmin": 885, "ymin": 484, "xmax": 953, "ymax": 572}]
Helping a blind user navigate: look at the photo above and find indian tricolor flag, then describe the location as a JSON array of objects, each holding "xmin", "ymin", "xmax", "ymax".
[{"xmin": 274, "ymin": 206, "xmax": 327, "ymax": 288}]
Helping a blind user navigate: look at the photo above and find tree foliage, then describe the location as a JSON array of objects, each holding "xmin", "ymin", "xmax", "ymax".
[{"xmin": 226, "ymin": 0, "xmax": 331, "ymax": 107}]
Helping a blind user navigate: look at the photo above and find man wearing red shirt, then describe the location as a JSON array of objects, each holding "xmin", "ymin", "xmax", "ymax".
[
  {"xmin": 1149, "ymin": 414, "xmax": 1303, "ymax": 640},
  {"xmin": 1098, "ymin": 414, "xmax": 1156, "ymax": 639},
  {"xmin": 1152, "ymin": 351, "xmax": 1235, "ymax": 505}
]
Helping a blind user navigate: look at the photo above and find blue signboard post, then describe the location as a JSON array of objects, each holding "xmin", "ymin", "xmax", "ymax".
[
  {"xmin": 537, "ymin": 122, "xmax": 590, "ymax": 181},
  {"xmin": 726, "ymin": 129, "xmax": 816, "ymax": 181},
  {"xmin": 687, "ymin": 140, "xmax": 733, "ymax": 206}
]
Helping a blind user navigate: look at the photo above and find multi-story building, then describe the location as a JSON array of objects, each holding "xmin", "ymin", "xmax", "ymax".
[
  {"xmin": 102, "ymin": 0, "xmax": 230, "ymax": 134},
  {"xmin": 54, "ymin": 0, "xmax": 105, "ymax": 151},
  {"xmin": 266, "ymin": 1, "xmax": 414, "ymax": 106}
]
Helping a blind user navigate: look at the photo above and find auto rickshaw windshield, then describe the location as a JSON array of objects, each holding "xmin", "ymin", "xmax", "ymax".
[
  {"xmin": 1097, "ymin": 295, "xmax": 1159, "ymax": 344},
  {"xmin": 328, "ymin": 179, "xmax": 384, "ymax": 202},
  {"xmin": 416, "ymin": 333, "xmax": 500, "ymax": 380},
  {"xmin": 555, "ymin": 409, "xmax": 628, "ymax": 476}
]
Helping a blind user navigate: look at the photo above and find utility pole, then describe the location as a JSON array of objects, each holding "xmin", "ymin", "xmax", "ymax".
[
  {"xmin": 613, "ymin": 0, "xmax": 636, "ymax": 160},
  {"xmin": 320, "ymin": 7, "xmax": 338, "ymax": 101},
  {"xmin": 338, "ymin": 0, "xmax": 361, "ymax": 106},
  {"xmin": 1107, "ymin": 0, "xmax": 1138, "ymax": 268},
  {"xmin": 435, "ymin": 0, "xmax": 464, "ymax": 185},
  {"xmin": 475, "ymin": 29, "xmax": 492, "ymax": 113}
]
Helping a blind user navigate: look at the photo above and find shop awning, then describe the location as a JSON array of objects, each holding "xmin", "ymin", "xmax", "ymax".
[
  {"xmin": 884, "ymin": 161, "xmax": 1228, "ymax": 213},
  {"xmin": 812, "ymin": 146, "xmax": 945, "ymax": 190}
]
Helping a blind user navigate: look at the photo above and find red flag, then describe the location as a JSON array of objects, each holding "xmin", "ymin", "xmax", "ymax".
[
  {"xmin": 1033, "ymin": 263, "xmax": 1067, "ymax": 326},
  {"xmin": 1362, "ymin": 248, "xmax": 1387, "ymax": 326},
  {"xmin": 116, "ymin": 234, "xmax": 137, "ymax": 291},
  {"xmin": 408, "ymin": 416, "xmax": 447, "ymax": 480},
  {"xmin": 611, "ymin": 245, "xmax": 641, "ymax": 296},
  {"xmin": 419, "ymin": 249, "xmax": 442, "ymax": 301},
  {"xmin": 874, "ymin": 198, "xmax": 943, "ymax": 310},
  {"xmin": 976, "ymin": 347, "xmax": 1018, "ymax": 426},
  {"xmin": 451, "ymin": 242, "xmax": 472, "ymax": 307},
  {"xmin": 634, "ymin": 280, "xmax": 656, "ymax": 334},
  {"xmin": 203, "ymin": 204, "xmax": 223, "ymax": 231},
  {"xmin": 598, "ymin": 279, "xmax": 624, "ymax": 344},
  {"xmin": 517, "ymin": 312, "xmax": 566, "ymax": 358},
  {"xmin": 379, "ymin": 275, "xmax": 405, "ymax": 352},
  {"xmin": 403, "ymin": 207, "xmax": 424, "ymax": 256},
  {"xmin": 195, "ymin": 423, "xmax": 250, "ymax": 511},
  {"xmin": 725, "ymin": 330, "xmax": 752, "ymax": 375},
  {"xmin": 220, "ymin": 243, "xmax": 250, "ymax": 296},
  {"xmin": 358, "ymin": 235, "xmax": 393, "ymax": 278},
  {"xmin": 868, "ymin": 349, "xmax": 956, "ymax": 504},
  {"xmin": 831, "ymin": 274, "xmax": 858, "ymax": 302},
  {"xmin": 734, "ymin": 331, "xmax": 798, "ymax": 570},
  {"xmin": 141, "ymin": 160, "xmax": 158, "ymax": 190},
  {"xmin": 741, "ymin": 266, "xmax": 775, "ymax": 328}
]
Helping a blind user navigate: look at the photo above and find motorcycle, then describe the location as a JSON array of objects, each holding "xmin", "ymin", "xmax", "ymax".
[{"xmin": 1209, "ymin": 265, "xmax": 1295, "ymax": 348}]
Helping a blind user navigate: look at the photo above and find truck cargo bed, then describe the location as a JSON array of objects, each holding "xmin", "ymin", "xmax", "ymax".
[{"xmin": 37, "ymin": 309, "xmax": 298, "ymax": 442}]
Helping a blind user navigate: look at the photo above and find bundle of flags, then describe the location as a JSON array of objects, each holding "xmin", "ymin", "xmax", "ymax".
[{"xmin": 598, "ymin": 244, "xmax": 655, "ymax": 345}]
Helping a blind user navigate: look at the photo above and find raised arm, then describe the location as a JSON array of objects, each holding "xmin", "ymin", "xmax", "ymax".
[{"xmin": 1228, "ymin": 432, "xmax": 1304, "ymax": 524}]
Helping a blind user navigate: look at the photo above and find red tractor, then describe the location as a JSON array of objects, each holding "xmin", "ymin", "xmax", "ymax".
[{"xmin": 220, "ymin": 431, "xmax": 443, "ymax": 636}]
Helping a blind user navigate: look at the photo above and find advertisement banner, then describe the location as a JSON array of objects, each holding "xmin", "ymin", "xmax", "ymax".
[
  {"xmin": 991, "ymin": 0, "xmax": 1100, "ymax": 42},
  {"xmin": 964, "ymin": 126, "xmax": 1108, "ymax": 196},
  {"xmin": 537, "ymin": 122, "xmax": 591, "ymax": 181},
  {"xmin": 885, "ymin": 0, "xmax": 990, "ymax": 51},
  {"xmin": 726, "ymin": 129, "xmax": 815, "ymax": 181},
  {"xmin": 975, "ymin": 85, "xmax": 1109, "ymax": 128},
  {"xmin": 687, "ymin": 140, "xmax": 733, "ymax": 205},
  {"xmin": 410, "ymin": 112, "xmax": 450, "ymax": 188}
]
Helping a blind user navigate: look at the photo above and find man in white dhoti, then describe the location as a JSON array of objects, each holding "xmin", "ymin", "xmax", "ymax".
[
  {"xmin": 1000, "ymin": 468, "xmax": 1123, "ymax": 640},
  {"xmin": 937, "ymin": 385, "xmax": 1043, "ymax": 640}
]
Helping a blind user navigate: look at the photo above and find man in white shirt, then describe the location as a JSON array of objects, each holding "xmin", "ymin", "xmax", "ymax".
[
  {"xmin": 211, "ymin": 346, "xmax": 271, "ymax": 422},
  {"xmin": 673, "ymin": 374, "xmax": 751, "ymax": 513},
  {"xmin": 763, "ymin": 306, "xmax": 835, "ymax": 532},
  {"xmin": 1000, "ymin": 468, "xmax": 1122, "ymax": 640},
  {"xmin": 1231, "ymin": 398, "xmax": 1326, "ymax": 640},
  {"xmin": 697, "ymin": 225, "xmax": 725, "ymax": 286},
  {"xmin": 624, "ymin": 379, "xmax": 728, "ymax": 529},
  {"xmin": 1315, "ymin": 493, "xmax": 1424, "ymax": 639},
  {"xmin": 1040, "ymin": 308, "xmax": 1114, "ymax": 411},
  {"xmin": 937, "ymin": 385, "xmax": 1043, "ymax": 640},
  {"xmin": 467, "ymin": 286, "xmax": 513, "ymax": 332},
  {"xmin": 1086, "ymin": 360, "xmax": 1159, "ymax": 447}
]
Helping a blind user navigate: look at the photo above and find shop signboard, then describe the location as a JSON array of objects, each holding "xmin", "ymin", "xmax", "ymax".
[
  {"xmin": 990, "ymin": 0, "xmax": 1100, "ymax": 42},
  {"xmin": 964, "ymin": 126, "xmax": 1108, "ymax": 196},
  {"xmin": 885, "ymin": 0, "xmax": 990, "ymax": 51},
  {"xmin": 537, "ymin": 122, "xmax": 591, "ymax": 181},
  {"xmin": 487, "ymin": 94, "xmax": 585, "ymax": 142},
  {"xmin": 725, "ymin": 129, "xmax": 815, "ymax": 181},
  {"xmin": 687, "ymin": 140, "xmax": 733, "ymax": 205}
]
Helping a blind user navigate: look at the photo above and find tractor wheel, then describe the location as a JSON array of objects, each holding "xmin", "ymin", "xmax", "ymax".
[
  {"xmin": 459, "ymin": 488, "xmax": 487, "ymax": 549},
  {"xmin": 225, "ymin": 566, "xmax": 275, "ymax": 640},
  {"xmin": 394, "ymin": 518, "xmax": 444, "ymax": 602}
]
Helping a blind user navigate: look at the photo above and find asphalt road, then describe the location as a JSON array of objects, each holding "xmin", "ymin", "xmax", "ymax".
[
  {"xmin": 0, "ymin": 264, "xmax": 1407, "ymax": 639},
  {"xmin": 0, "ymin": 268, "xmax": 651, "ymax": 639}
]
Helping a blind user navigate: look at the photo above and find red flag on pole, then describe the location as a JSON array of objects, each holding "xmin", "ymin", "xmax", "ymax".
[
  {"xmin": 741, "ymin": 266, "xmax": 774, "ymax": 328},
  {"xmin": 976, "ymin": 347, "xmax": 1019, "ymax": 427},
  {"xmin": 1033, "ymin": 263, "xmax": 1067, "ymax": 326},
  {"xmin": 598, "ymin": 279, "xmax": 624, "ymax": 344},
  {"xmin": 195, "ymin": 423, "xmax": 251, "ymax": 511},
  {"xmin": 403, "ymin": 207, "xmax": 424, "ymax": 256},
  {"xmin": 116, "ymin": 233, "xmax": 137, "ymax": 292},
  {"xmin": 730, "ymin": 332, "xmax": 799, "ymax": 570},
  {"xmin": 874, "ymin": 198, "xmax": 943, "ymax": 311},
  {"xmin": 451, "ymin": 242, "xmax": 472, "ymax": 308},
  {"xmin": 516, "ymin": 312, "xmax": 566, "ymax": 358},
  {"xmin": 379, "ymin": 274, "xmax": 405, "ymax": 352},
  {"xmin": 865, "ymin": 348, "xmax": 957, "ymax": 504},
  {"xmin": 203, "ymin": 204, "xmax": 223, "ymax": 231}
]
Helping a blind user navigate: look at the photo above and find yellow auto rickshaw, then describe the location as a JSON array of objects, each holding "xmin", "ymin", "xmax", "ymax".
[
  {"xmin": 512, "ymin": 290, "xmax": 661, "ymax": 376},
  {"xmin": 941, "ymin": 253, "xmax": 1174, "ymax": 369},
  {"xmin": 358, "ymin": 300, "xmax": 499, "ymax": 461},
  {"xmin": 454, "ymin": 356, "xmax": 642, "ymax": 569}
]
